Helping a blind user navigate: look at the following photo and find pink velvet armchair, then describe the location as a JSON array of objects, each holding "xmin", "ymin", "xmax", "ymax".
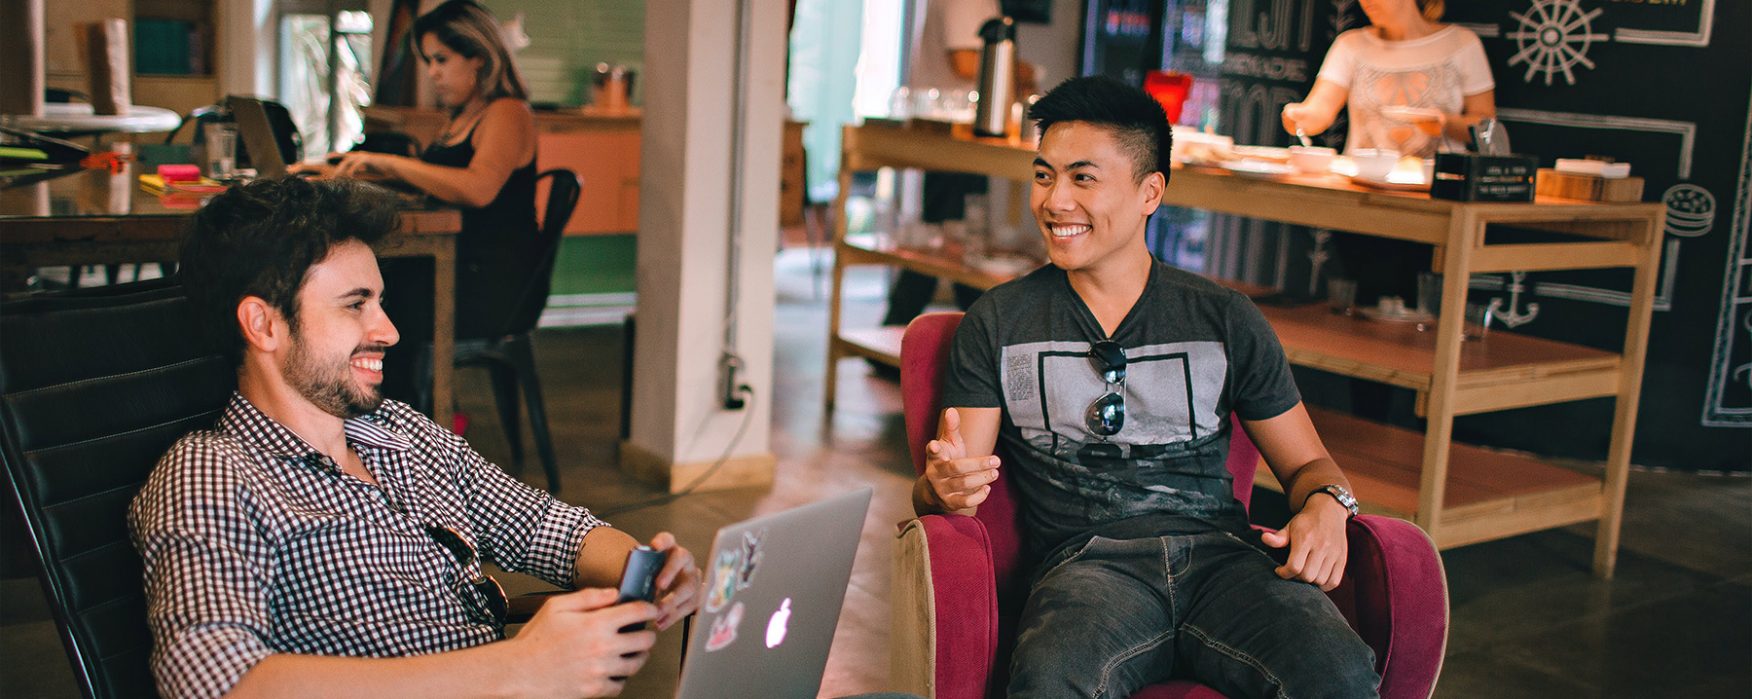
[{"xmin": 890, "ymin": 312, "xmax": 1448, "ymax": 699}]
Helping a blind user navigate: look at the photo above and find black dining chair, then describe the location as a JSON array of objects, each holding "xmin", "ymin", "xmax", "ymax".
[
  {"xmin": 1, "ymin": 278, "xmax": 234, "ymax": 699},
  {"xmin": 447, "ymin": 169, "xmax": 580, "ymax": 493}
]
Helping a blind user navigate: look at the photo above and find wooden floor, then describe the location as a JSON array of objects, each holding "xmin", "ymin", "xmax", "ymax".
[{"xmin": 1, "ymin": 250, "xmax": 1748, "ymax": 698}]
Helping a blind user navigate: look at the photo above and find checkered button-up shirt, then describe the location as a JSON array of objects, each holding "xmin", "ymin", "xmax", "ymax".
[{"xmin": 128, "ymin": 393, "xmax": 606, "ymax": 699}]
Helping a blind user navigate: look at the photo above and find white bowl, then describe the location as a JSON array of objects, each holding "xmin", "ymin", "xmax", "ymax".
[
  {"xmin": 1352, "ymin": 148, "xmax": 1400, "ymax": 180},
  {"xmin": 1288, "ymin": 145, "xmax": 1336, "ymax": 175},
  {"xmin": 1170, "ymin": 127, "xmax": 1234, "ymax": 164}
]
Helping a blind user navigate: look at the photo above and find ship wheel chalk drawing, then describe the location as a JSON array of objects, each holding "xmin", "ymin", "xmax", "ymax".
[{"xmin": 1507, "ymin": 0, "xmax": 1609, "ymax": 86}]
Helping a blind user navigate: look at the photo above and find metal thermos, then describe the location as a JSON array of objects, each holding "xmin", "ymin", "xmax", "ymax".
[{"xmin": 973, "ymin": 16, "xmax": 1016, "ymax": 138}]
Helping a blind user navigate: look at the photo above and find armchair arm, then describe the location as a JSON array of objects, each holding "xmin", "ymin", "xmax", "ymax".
[
  {"xmin": 1340, "ymin": 515, "xmax": 1449, "ymax": 699},
  {"xmin": 892, "ymin": 514, "xmax": 1001, "ymax": 699}
]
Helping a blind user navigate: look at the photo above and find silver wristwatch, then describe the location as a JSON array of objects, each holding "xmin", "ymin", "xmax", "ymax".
[{"xmin": 1311, "ymin": 484, "xmax": 1359, "ymax": 517}]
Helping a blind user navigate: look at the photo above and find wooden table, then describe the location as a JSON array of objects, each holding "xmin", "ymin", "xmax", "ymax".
[
  {"xmin": 829, "ymin": 124, "xmax": 1665, "ymax": 578},
  {"xmin": 0, "ymin": 167, "xmax": 463, "ymax": 427}
]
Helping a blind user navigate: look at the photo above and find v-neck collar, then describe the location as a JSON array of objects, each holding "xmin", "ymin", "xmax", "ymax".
[{"xmin": 1060, "ymin": 261, "xmax": 1160, "ymax": 342}]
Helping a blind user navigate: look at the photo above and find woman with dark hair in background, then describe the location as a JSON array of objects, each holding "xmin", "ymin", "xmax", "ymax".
[{"xmin": 296, "ymin": 0, "xmax": 541, "ymax": 406}]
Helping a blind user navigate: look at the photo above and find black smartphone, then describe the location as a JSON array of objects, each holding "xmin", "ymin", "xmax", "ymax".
[
  {"xmin": 616, "ymin": 546, "xmax": 666, "ymax": 632},
  {"xmin": 610, "ymin": 546, "xmax": 667, "ymax": 679},
  {"xmin": 618, "ymin": 546, "xmax": 665, "ymax": 603}
]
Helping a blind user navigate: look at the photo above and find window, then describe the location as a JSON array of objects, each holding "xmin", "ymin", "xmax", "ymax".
[{"xmin": 278, "ymin": 2, "xmax": 373, "ymax": 158}]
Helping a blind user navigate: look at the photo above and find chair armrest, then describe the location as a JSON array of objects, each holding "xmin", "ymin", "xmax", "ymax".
[
  {"xmin": 892, "ymin": 514, "xmax": 1001, "ymax": 699},
  {"xmin": 506, "ymin": 591, "xmax": 559, "ymax": 624},
  {"xmin": 1341, "ymin": 515, "xmax": 1449, "ymax": 699}
]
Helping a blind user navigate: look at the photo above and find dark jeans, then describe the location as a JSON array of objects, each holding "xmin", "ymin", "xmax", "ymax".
[{"xmin": 1010, "ymin": 530, "xmax": 1379, "ymax": 699}]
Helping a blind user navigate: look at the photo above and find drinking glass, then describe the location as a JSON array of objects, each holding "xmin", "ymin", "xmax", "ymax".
[
  {"xmin": 203, "ymin": 122, "xmax": 237, "ymax": 179},
  {"xmin": 1327, "ymin": 278, "xmax": 1358, "ymax": 315}
]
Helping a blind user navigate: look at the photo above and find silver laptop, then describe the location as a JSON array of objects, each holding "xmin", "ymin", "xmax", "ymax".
[
  {"xmin": 229, "ymin": 96, "xmax": 288, "ymax": 178},
  {"xmin": 675, "ymin": 487, "xmax": 872, "ymax": 699}
]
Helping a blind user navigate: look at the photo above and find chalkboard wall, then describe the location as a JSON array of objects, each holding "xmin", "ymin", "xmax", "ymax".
[{"xmin": 1085, "ymin": 0, "xmax": 1750, "ymax": 471}]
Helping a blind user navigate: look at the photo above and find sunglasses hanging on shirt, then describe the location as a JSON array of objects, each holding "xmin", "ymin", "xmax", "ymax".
[
  {"xmin": 1085, "ymin": 340, "xmax": 1127, "ymax": 437},
  {"xmin": 425, "ymin": 524, "xmax": 509, "ymax": 626}
]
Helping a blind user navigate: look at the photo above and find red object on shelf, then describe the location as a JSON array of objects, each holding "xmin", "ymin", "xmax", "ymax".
[
  {"xmin": 1144, "ymin": 70, "xmax": 1193, "ymax": 125},
  {"xmin": 156, "ymin": 163, "xmax": 201, "ymax": 182},
  {"xmin": 79, "ymin": 151, "xmax": 126, "ymax": 174}
]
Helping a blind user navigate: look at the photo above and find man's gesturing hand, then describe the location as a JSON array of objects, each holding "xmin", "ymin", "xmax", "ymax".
[{"xmin": 923, "ymin": 408, "xmax": 1001, "ymax": 513}]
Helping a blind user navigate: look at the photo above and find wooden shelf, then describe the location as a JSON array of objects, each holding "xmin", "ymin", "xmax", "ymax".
[
  {"xmin": 840, "ymin": 232, "xmax": 1622, "ymax": 414},
  {"xmin": 1254, "ymin": 409, "xmax": 1602, "ymax": 548},
  {"xmin": 838, "ymin": 233, "xmax": 1028, "ymax": 291},
  {"xmin": 1254, "ymin": 302, "xmax": 1623, "ymax": 413}
]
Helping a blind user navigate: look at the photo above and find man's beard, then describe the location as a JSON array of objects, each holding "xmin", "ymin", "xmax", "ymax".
[{"xmin": 285, "ymin": 331, "xmax": 388, "ymax": 419}]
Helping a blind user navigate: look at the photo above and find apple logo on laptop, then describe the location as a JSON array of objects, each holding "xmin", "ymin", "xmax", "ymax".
[{"xmin": 765, "ymin": 598, "xmax": 792, "ymax": 649}]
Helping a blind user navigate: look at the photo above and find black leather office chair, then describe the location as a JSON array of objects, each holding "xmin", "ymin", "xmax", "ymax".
[
  {"xmin": 0, "ymin": 279, "xmax": 234, "ymax": 699},
  {"xmin": 450, "ymin": 169, "xmax": 580, "ymax": 492}
]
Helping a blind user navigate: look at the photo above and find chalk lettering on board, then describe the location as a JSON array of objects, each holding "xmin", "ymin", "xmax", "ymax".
[
  {"xmin": 1229, "ymin": 0, "xmax": 1317, "ymax": 52},
  {"xmin": 1614, "ymin": 0, "xmax": 1715, "ymax": 47}
]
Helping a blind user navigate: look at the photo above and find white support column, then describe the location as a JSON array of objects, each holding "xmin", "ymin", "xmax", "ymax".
[
  {"xmin": 622, "ymin": 0, "xmax": 784, "ymax": 491},
  {"xmin": 218, "ymin": 0, "xmax": 276, "ymax": 99}
]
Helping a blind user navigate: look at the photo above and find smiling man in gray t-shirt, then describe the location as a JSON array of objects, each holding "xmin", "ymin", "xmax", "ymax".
[
  {"xmin": 943, "ymin": 260, "xmax": 1302, "ymax": 564},
  {"xmin": 911, "ymin": 77, "xmax": 1380, "ymax": 698}
]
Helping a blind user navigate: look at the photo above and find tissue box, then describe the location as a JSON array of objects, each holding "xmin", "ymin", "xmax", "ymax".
[{"xmin": 1430, "ymin": 153, "xmax": 1537, "ymax": 202}]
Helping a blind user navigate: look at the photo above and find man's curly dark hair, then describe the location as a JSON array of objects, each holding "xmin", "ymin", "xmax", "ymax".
[{"xmin": 179, "ymin": 177, "xmax": 400, "ymax": 366}]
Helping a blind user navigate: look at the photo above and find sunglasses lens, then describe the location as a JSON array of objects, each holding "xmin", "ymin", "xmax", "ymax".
[
  {"xmin": 426, "ymin": 527, "xmax": 468, "ymax": 564},
  {"xmin": 427, "ymin": 525, "xmax": 507, "ymax": 626},
  {"xmin": 1085, "ymin": 391, "xmax": 1125, "ymax": 436},
  {"xmin": 479, "ymin": 579, "xmax": 509, "ymax": 625}
]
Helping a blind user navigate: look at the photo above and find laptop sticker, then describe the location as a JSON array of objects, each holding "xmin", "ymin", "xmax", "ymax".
[
  {"xmin": 736, "ymin": 529, "xmax": 766, "ymax": 591},
  {"xmin": 705, "ymin": 601, "xmax": 745, "ymax": 652},
  {"xmin": 706, "ymin": 546, "xmax": 742, "ymax": 613}
]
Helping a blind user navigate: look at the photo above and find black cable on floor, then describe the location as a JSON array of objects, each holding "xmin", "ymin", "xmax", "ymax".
[{"xmin": 598, "ymin": 385, "xmax": 759, "ymax": 517}]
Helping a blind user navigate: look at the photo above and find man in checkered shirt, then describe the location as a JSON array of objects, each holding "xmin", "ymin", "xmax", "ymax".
[{"xmin": 128, "ymin": 177, "xmax": 702, "ymax": 698}]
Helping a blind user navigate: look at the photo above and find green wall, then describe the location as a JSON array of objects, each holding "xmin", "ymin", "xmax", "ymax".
[
  {"xmin": 485, "ymin": 0, "xmax": 645, "ymax": 107},
  {"xmin": 551, "ymin": 235, "xmax": 637, "ymax": 296}
]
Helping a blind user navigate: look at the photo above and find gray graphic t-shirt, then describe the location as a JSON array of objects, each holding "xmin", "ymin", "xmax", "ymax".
[{"xmin": 943, "ymin": 262, "xmax": 1301, "ymax": 562}]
